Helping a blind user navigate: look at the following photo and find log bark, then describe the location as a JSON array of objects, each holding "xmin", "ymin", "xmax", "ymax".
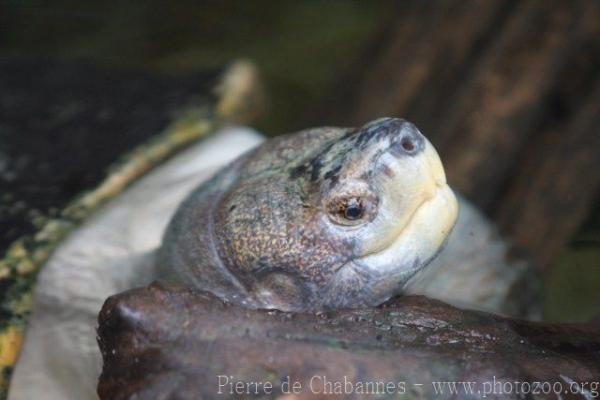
[
  {"xmin": 97, "ymin": 283, "xmax": 600, "ymax": 399},
  {"xmin": 430, "ymin": 0, "xmax": 591, "ymax": 205},
  {"xmin": 352, "ymin": 0, "xmax": 514, "ymax": 129},
  {"xmin": 315, "ymin": 0, "xmax": 600, "ymax": 269},
  {"xmin": 495, "ymin": 79, "xmax": 600, "ymax": 266}
]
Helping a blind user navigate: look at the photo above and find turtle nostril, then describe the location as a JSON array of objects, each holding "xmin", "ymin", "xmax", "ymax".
[
  {"xmin": 391, "ymin": 128, "xmax": 424, "ymax": 157},
  {"xmin": 400, "ymin": 136, "xmax": 415, "ymax": 153}
]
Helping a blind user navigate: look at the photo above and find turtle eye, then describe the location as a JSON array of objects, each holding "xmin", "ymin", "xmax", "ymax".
[
  {"xmin": 343, "ymin": 200, "xmax": 364, "ymax": 220},
  {"xmin": 324, "ymin": 182, "xmax": 378, "ymax": 227},
  {"xmin": 328, "ymin": 197, "xmax": 367, "ymax": 226}
]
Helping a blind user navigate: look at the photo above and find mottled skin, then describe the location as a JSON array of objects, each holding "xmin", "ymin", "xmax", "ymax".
[{"xmin": 158, "ymin": 118, "xmax": 458, "ymax": 311}]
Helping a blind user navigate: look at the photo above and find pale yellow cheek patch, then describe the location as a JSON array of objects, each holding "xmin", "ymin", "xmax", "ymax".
[
  {"xmin": 360, "ymin": 139, "xmax": 448, "ymax": 256},
  {"xmin": 422, "ymin": 140, "xmax": 447, "ymax": 187}
]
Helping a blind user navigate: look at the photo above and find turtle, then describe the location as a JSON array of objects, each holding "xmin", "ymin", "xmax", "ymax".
[
  {"xmin": 158, "ymin": 117, "xmax": 458, "ymax": 311},
  {"xmin": 9, "ymin": 118, "xmax": 538, "ymax": 399},
  {"xmin": 158, "ymin": 117, "xmax": 537, "ymax": 314}
]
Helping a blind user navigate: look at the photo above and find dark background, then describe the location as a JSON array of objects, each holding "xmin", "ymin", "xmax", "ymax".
[{"xmin": 0, "ymin": 0, "xmax": 598, "ymax": 321}]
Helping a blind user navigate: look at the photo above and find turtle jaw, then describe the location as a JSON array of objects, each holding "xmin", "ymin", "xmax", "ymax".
[
  {"xmin": 346, "ymin": 135, "xmax": 459, "ymax": 305},
  {"xmin": 354, "ymin": 183, "xmax": 458, "ymax": 293}
]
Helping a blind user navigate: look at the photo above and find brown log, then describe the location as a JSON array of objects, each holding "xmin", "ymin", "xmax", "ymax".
[
  {"xmin": 316, "ymin": 0, "xmax": 600, "ymax": 269},
  {"xmin": 350, "ymin": 0, "xmax": 513, "ymax": 130},
  {"xmin": 495, "ymin": 79, "xmax": 600, "ymax": 267},
  {"xmin": 97, "ymin": 283, "xmax": 600, "ymax": 399},
  {"xmin": 432, "ymin": 0, "xmax": 596, "ymax": 207}
]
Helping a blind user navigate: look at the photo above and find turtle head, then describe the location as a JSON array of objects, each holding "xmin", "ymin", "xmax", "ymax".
[
  {"xmin": 161, "ymin": 117, "xmax": 458, "ymax": 311},
  {"xmin": 308, "ymin": 117, "xmax": 459, "ymax": 307}
]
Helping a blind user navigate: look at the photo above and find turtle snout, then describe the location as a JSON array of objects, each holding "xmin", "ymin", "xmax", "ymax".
[
  {"xmin": 391, "ymin": 121, "xmax": 425, "ymax": 157},
  {"xmin": 356, "ymin": 118, "xmax": 425, "ymax": 156}
]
